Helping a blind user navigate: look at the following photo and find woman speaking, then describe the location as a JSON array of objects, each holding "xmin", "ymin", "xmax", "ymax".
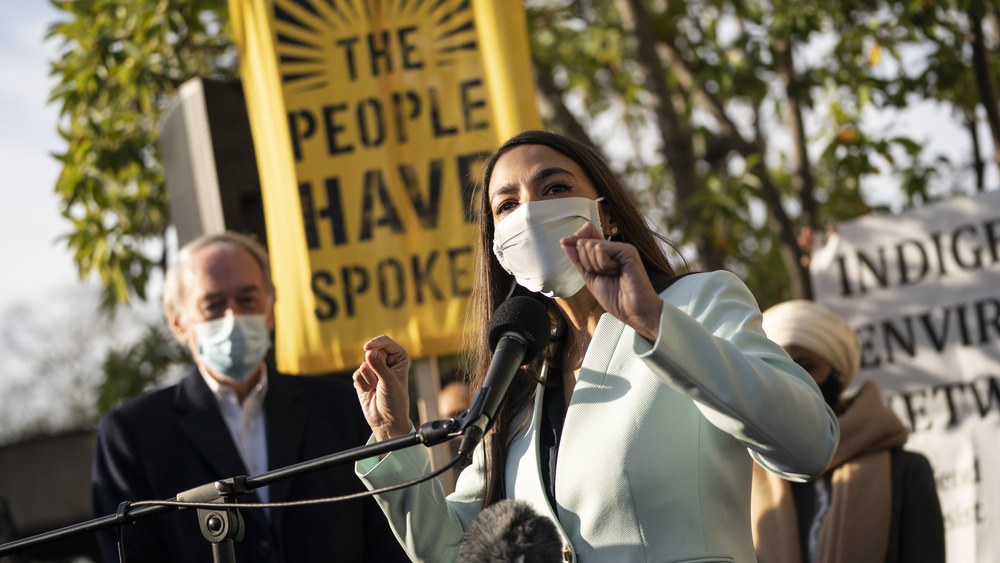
[{"xmin": 352, "ymin": 130, "xmax": 839, "ymax": 562}]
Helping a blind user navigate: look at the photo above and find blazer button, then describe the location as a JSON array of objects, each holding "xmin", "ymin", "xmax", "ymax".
[{"xmin": 258, "ymin": 539, "xmax": 272, "ymax": 555}]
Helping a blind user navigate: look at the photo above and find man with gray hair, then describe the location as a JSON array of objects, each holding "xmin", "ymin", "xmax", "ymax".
[{"xmin": 91, "ymin": 231, "xmax": 406, "ymax": 562}]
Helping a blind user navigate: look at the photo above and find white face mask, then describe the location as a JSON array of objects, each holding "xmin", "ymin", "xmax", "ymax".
[
  {"xmin": 193, "ymin": 314, "xmax": 272, "ymax": 383},
  {"xmin": 492, "ymin": 197, "xmax": 604, "ymax": 298}
]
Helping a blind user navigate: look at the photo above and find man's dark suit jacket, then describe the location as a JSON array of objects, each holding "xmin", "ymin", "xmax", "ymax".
[{"xmin": 91, "ymin": 367, "xmax": 408, "ymax": 563}]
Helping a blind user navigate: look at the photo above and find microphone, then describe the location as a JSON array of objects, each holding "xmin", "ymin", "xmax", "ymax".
[
  {"xmin": 457, "ymin": 500, "xmax": 563, "ymax": 562},
  {"xmin": 456, "ymin": 296, "xmax": 550, "ymax": 458}
]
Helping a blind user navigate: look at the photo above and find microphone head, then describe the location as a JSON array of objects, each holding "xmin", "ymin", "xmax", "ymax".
[
  {"xmin": 457, "ymin": 499, "xmax": 563, "ymax": 562},
  {"xmin": 487, "ymin": 296, "xmax": 551, "ymax": 365}
]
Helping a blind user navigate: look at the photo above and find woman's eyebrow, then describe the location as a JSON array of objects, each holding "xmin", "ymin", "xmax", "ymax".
[
  {"xmin": 490, "ymin": 167, "xmax": 577, "ymax": 199},
  {"xmin": 531, "ymin": 166, "xmax": 576, "ymax": 183}
]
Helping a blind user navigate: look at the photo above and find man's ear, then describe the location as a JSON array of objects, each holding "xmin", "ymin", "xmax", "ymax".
[
  {"xmin": 266, "ymin": 294, "xmax": 276, "ymax": 332},
  {"xmin": 166, "ymin": 311, "xmax": 189, "ymax": 345}
]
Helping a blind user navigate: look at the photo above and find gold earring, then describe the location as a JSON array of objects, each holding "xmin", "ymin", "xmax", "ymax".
[{"xmin": 610, "ymin": 225, "xmax": 619, "ymax": 235}]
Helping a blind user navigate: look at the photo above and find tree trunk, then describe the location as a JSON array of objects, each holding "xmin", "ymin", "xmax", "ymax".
[
  {"xmin": 778, "ymin": 39, "xmax": 818, "ymax": 232},
  {"xmin": 969, "ymin": 12, "xmax": 1000, "ymax": 180},
  {"xmin": 653, "ymin": 28, "xmax": 810, "ymax": 296},
  {"xmin": 776, "ymin": 38, "xmax": 814, "ymax": 299},
  {"xmin": 617, "ymin": 0, "xmax": 720, "ymax": 269},
  {"xmin": 751, "ymin": 161, "xmax": 812, "ymax": 299},
  {"xmin": 965, "ymin": 107, "xmax": 986, "ymax": 192},
  {"xmin": 531, "ymin": 57, "xmax": 596, "ymax": 148}
]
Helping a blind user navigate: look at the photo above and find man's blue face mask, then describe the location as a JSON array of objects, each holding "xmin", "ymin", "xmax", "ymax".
[{"xmin": 193, "ymin": 314, "xmax": 271, "ymax": 383}]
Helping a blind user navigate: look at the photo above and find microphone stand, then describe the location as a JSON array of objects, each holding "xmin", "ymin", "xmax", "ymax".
[{"xmin": 0, "ymin": 417, "xmax": 467, "ymax": 562}]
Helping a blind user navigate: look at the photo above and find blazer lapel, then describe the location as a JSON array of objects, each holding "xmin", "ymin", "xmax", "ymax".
[
  {"xmin": 174, "ymin": 368, "xmax": 271, "ymax": 534},
  {"xmin": 175, "ymin": 369, "xmax": 249, "ymax": 480},
  {"xmin": 517, "ymin": 382, "xmax": 575, "ymax": 556}
]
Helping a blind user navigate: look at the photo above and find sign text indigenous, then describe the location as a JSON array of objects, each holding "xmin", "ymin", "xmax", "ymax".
[{"xmin": 811, "ymin": 189, "xmax": 1000, "ymax": 562}]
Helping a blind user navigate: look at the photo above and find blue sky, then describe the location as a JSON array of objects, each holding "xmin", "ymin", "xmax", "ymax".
[
  {"xmin": 0, "ymin": 2, "xmax": 82, "ymax": 316},
  {"xmin": 0, "ymin": 4, "xmax": 161, "ymax": 422}
]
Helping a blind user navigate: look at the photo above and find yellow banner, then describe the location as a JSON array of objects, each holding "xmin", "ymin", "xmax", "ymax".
[{"xmin": 229, "ymin": 0, "xmax": 540, "ymax": 373}]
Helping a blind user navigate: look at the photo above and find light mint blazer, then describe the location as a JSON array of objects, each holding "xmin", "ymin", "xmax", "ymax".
[{"xmin": 357, "ymin": 270, "xmax": 839, "ymax": 562}]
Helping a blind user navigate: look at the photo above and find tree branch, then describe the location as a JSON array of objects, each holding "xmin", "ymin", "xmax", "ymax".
[
  {"xmin": 531, "ymin": 56, "xmax": 597, "ymax": 148},
  {"xmin": 969, "ymin": 11, "xmax": 1000, "ymax": 178},
  {"xmin": 656, "ymin": 26, "xmax": 811, "ymax": 296},
  {"xmin": 778, "ymin": 39, "xmax": 818, "ymax": 232},
  {"xmin": 617, "ymin": 0, "xmax": 717, "ymax": 268}
]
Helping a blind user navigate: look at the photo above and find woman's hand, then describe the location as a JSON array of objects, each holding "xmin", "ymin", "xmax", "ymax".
[
  {"xmin": 353, "ymin": 335, "xmax": 412, "ymax": 442},
  {"xmin": 561, "ymin": 222, "xmax": 663, "ymax": 341}
]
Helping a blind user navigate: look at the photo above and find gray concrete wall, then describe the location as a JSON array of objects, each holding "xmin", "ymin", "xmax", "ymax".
[{"xmin": 0, "ymin": 429, "xmax": 100, "ymax": 561}]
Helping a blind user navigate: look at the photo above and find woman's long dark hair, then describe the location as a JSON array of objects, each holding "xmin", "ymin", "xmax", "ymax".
[{"xmin": 465, "ymin": 130, "xmax": 678, "ymax": 508}]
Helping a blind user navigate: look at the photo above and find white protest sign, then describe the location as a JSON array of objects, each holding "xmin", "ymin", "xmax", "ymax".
[{"xmin": 810, "ymin": 189, "xmax": 1000, "ymax": 563}]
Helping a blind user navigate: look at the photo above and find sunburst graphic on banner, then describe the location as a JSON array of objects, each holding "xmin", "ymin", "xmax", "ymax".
[{"xmin": 273, "ymin": 0, "xmax": 479, "ymax": 93}]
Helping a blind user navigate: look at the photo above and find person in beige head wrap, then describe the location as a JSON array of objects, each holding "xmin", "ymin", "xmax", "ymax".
[
  {"xmin": 751, "ymin": 299, "xmax": 945, "ymax": 563},
  {"xmin": 761, "ymin": 299, "xmax": 862, "ymax": 407}
]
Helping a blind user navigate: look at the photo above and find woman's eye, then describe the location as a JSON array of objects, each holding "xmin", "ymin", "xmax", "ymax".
[
  {"xmin": 495, "ymin": 201, "xmax": 517, "ymax": 215},
  {"xmin": 546, "ymin": 183, "xmax": 571, "ymax": 194}
]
